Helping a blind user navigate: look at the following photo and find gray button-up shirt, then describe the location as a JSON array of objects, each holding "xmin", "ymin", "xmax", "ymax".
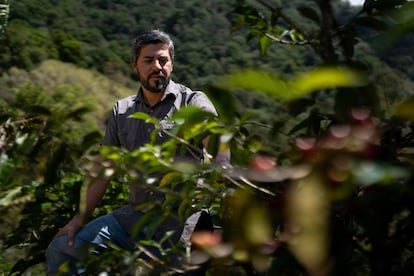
[
  {"xmin": 102, "ymin": 80, "xmax": 217, "ymax": 151},
  {"xmin": 103, "ymin": 80, "xmax": 217, "ymax": 238}
]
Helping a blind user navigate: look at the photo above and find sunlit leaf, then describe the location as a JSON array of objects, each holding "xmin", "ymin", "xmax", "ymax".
[
  {"xmin": 219, "ymin": 70, "xmax": 290, "ymax": 99},
  {"xmin": 220, "ymin": 67, "xmax": 368, "ymax": 102},
  {"xmin": 172, "ymin": 106, "xmax": 215, "ymax": 125},
  {"xmin": 259, "ymin": 35, "xmax": 272, "ymax": 55},
  {"xmin": 129, "ymin": 112, "xmax": 159, "ymax": 125},
  {"xmin": 292, "ymin": 67, "xmax": 369, "ymax": 96}
]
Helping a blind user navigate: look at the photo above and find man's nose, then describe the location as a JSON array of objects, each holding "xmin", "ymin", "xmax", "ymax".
[{"xmin": 152, "ymin": 60, "xmax": 162, "ymax": 70}]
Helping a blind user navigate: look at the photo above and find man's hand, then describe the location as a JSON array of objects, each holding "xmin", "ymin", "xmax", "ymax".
[
  {"xmin": 53, "ymin": 214, "xmax": 83, "ymax": 247},
  {"xmin": 51, "ymin": 157, "xmax": 109, "ymax": 246}
]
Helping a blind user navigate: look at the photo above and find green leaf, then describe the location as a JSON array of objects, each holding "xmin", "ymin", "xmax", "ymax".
[
  {"xmin": 293, "ymin": 67, "xmax": 368, "ymax": 95},
  {"xmin": 129, "ymin": 112, "xmax": 159, "ymax": 125},
  {"xmin": 171, "ymin": 107, "xmax": 217, "ymax": 141},
  {"xmin": 172, "ymin": 106, "xmax": 215, "ymax": 125},
  {"xmin": 259, "ymin": 35, "xmax": 272, "ymax": 55},
  {"xmin": 204, "ymin": 85, "xmax": 237, "ymax": 123},
  {"xmin": 220, "ymin": 67, "xmax": 368, "ymax": 102},
  {"xmin": 219, "ymin": 70, "xmax": 290, "ymax": 99}
]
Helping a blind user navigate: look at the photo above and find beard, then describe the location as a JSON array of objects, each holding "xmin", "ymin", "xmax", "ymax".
[{"xmin": 140, "ymin": 71, "xmax": 170, "ymax": 93}]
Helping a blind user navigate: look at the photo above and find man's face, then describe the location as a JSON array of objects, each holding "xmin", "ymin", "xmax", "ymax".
[{"xmin": 133, "ymin": 43, "xmax": 173, "ymax": 93}]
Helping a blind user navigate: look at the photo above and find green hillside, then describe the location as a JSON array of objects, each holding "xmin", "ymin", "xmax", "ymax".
[
  {"xmin": 1, "ymin": 0, "xmax": 414, "ymax": 136},
  {"xmin": 2, "ymin": 0, "xmax": 414, "ymax": 275}
]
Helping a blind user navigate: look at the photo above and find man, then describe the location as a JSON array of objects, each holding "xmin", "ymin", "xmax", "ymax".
[{"xmin": 46, "ymin": 29, "xmax": 230, "ymax": 275}]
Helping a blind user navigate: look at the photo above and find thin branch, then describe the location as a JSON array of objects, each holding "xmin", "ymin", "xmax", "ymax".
[
  {"xmin": 256, "ymin": 0, "xmax": 320, "ymax": 51},
  {"xmin": 265, "ymin": 32, "xmax": 310, "ymax": 45}
]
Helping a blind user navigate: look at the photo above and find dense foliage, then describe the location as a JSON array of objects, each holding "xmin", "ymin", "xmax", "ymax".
[{"xmin": 1, "ymin": 0, "xmax": 414, "ymax": 275}]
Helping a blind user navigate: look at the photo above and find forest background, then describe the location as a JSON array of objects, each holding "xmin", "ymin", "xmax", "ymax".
[{"xmin": 1, "ymin": 0, "xmax": 414, "ymax": 275}]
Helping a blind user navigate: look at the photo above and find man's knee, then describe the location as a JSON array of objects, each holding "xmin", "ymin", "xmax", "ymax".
[
  {"xmin": 46, "ymin": 235, "xmax": 88, "ymax": 262},
  {"xmin": 46, "ymin": 235, "xmax": 90, "ymax": 275}
]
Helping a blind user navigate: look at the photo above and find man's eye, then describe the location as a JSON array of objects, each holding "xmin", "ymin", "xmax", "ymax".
[{"xmin": 159, "ymin": 58, "xmax": 168, "ymax": 65}]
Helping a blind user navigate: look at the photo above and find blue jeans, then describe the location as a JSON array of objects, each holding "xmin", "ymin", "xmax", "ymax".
[{"xmin": 46, "ymin": 213, "xmax": 138, "ymax": 275}]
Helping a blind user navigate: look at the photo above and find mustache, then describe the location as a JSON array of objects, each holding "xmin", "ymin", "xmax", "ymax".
[{"xmin": 149, "ymin": 71, "xmax": 166, "ymax": 78}]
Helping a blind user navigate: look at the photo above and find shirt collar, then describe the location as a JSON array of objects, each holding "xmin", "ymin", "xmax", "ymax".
[{"xmin": 134, "ymin": 80, "xmax": 183, "ymax": 109}]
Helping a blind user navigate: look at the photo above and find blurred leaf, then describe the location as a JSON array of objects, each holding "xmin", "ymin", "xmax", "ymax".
[
  {"xmin": 220, "ymin": 67, "xmax": 368, "ymax": 102},
  {"xmin": 204, "ymin": 85, "xmax": 237, "ymax": 123},
  {"xmin": 159, "ymin": 172, "xmax": 181, "ymax": 188},
  {"xmin": 353, "ymin": 162, "xmax": 410, "ymax": 186},
  {"xmin": 244, "ymin": 205, "xmax": 272, "ymax": 245},
  {"xmin": 219, "ymin": 70, "xmax": 290, "ymax": 99},
  {"xmin": 371, "ymin": 2, "xmax": 414, "ymax": 51},
  {"xmin": 392, "ymin": 97, "xmax": 414, "ymax": 121},
  {"xmin": 170, "ymin": 161, "xmax": 198, "ymax": 174},
  {"xmin": 287, "ymin": 173, "xmax": 330, "ymax": 276},
  {"xmin": 293, "ymin": 67, "xmax": 369, "ymax": 95}
]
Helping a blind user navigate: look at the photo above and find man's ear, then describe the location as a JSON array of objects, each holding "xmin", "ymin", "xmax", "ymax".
[{"xmin": 131, "ymin": 60, "xmax": 137, "ymax": 71}]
